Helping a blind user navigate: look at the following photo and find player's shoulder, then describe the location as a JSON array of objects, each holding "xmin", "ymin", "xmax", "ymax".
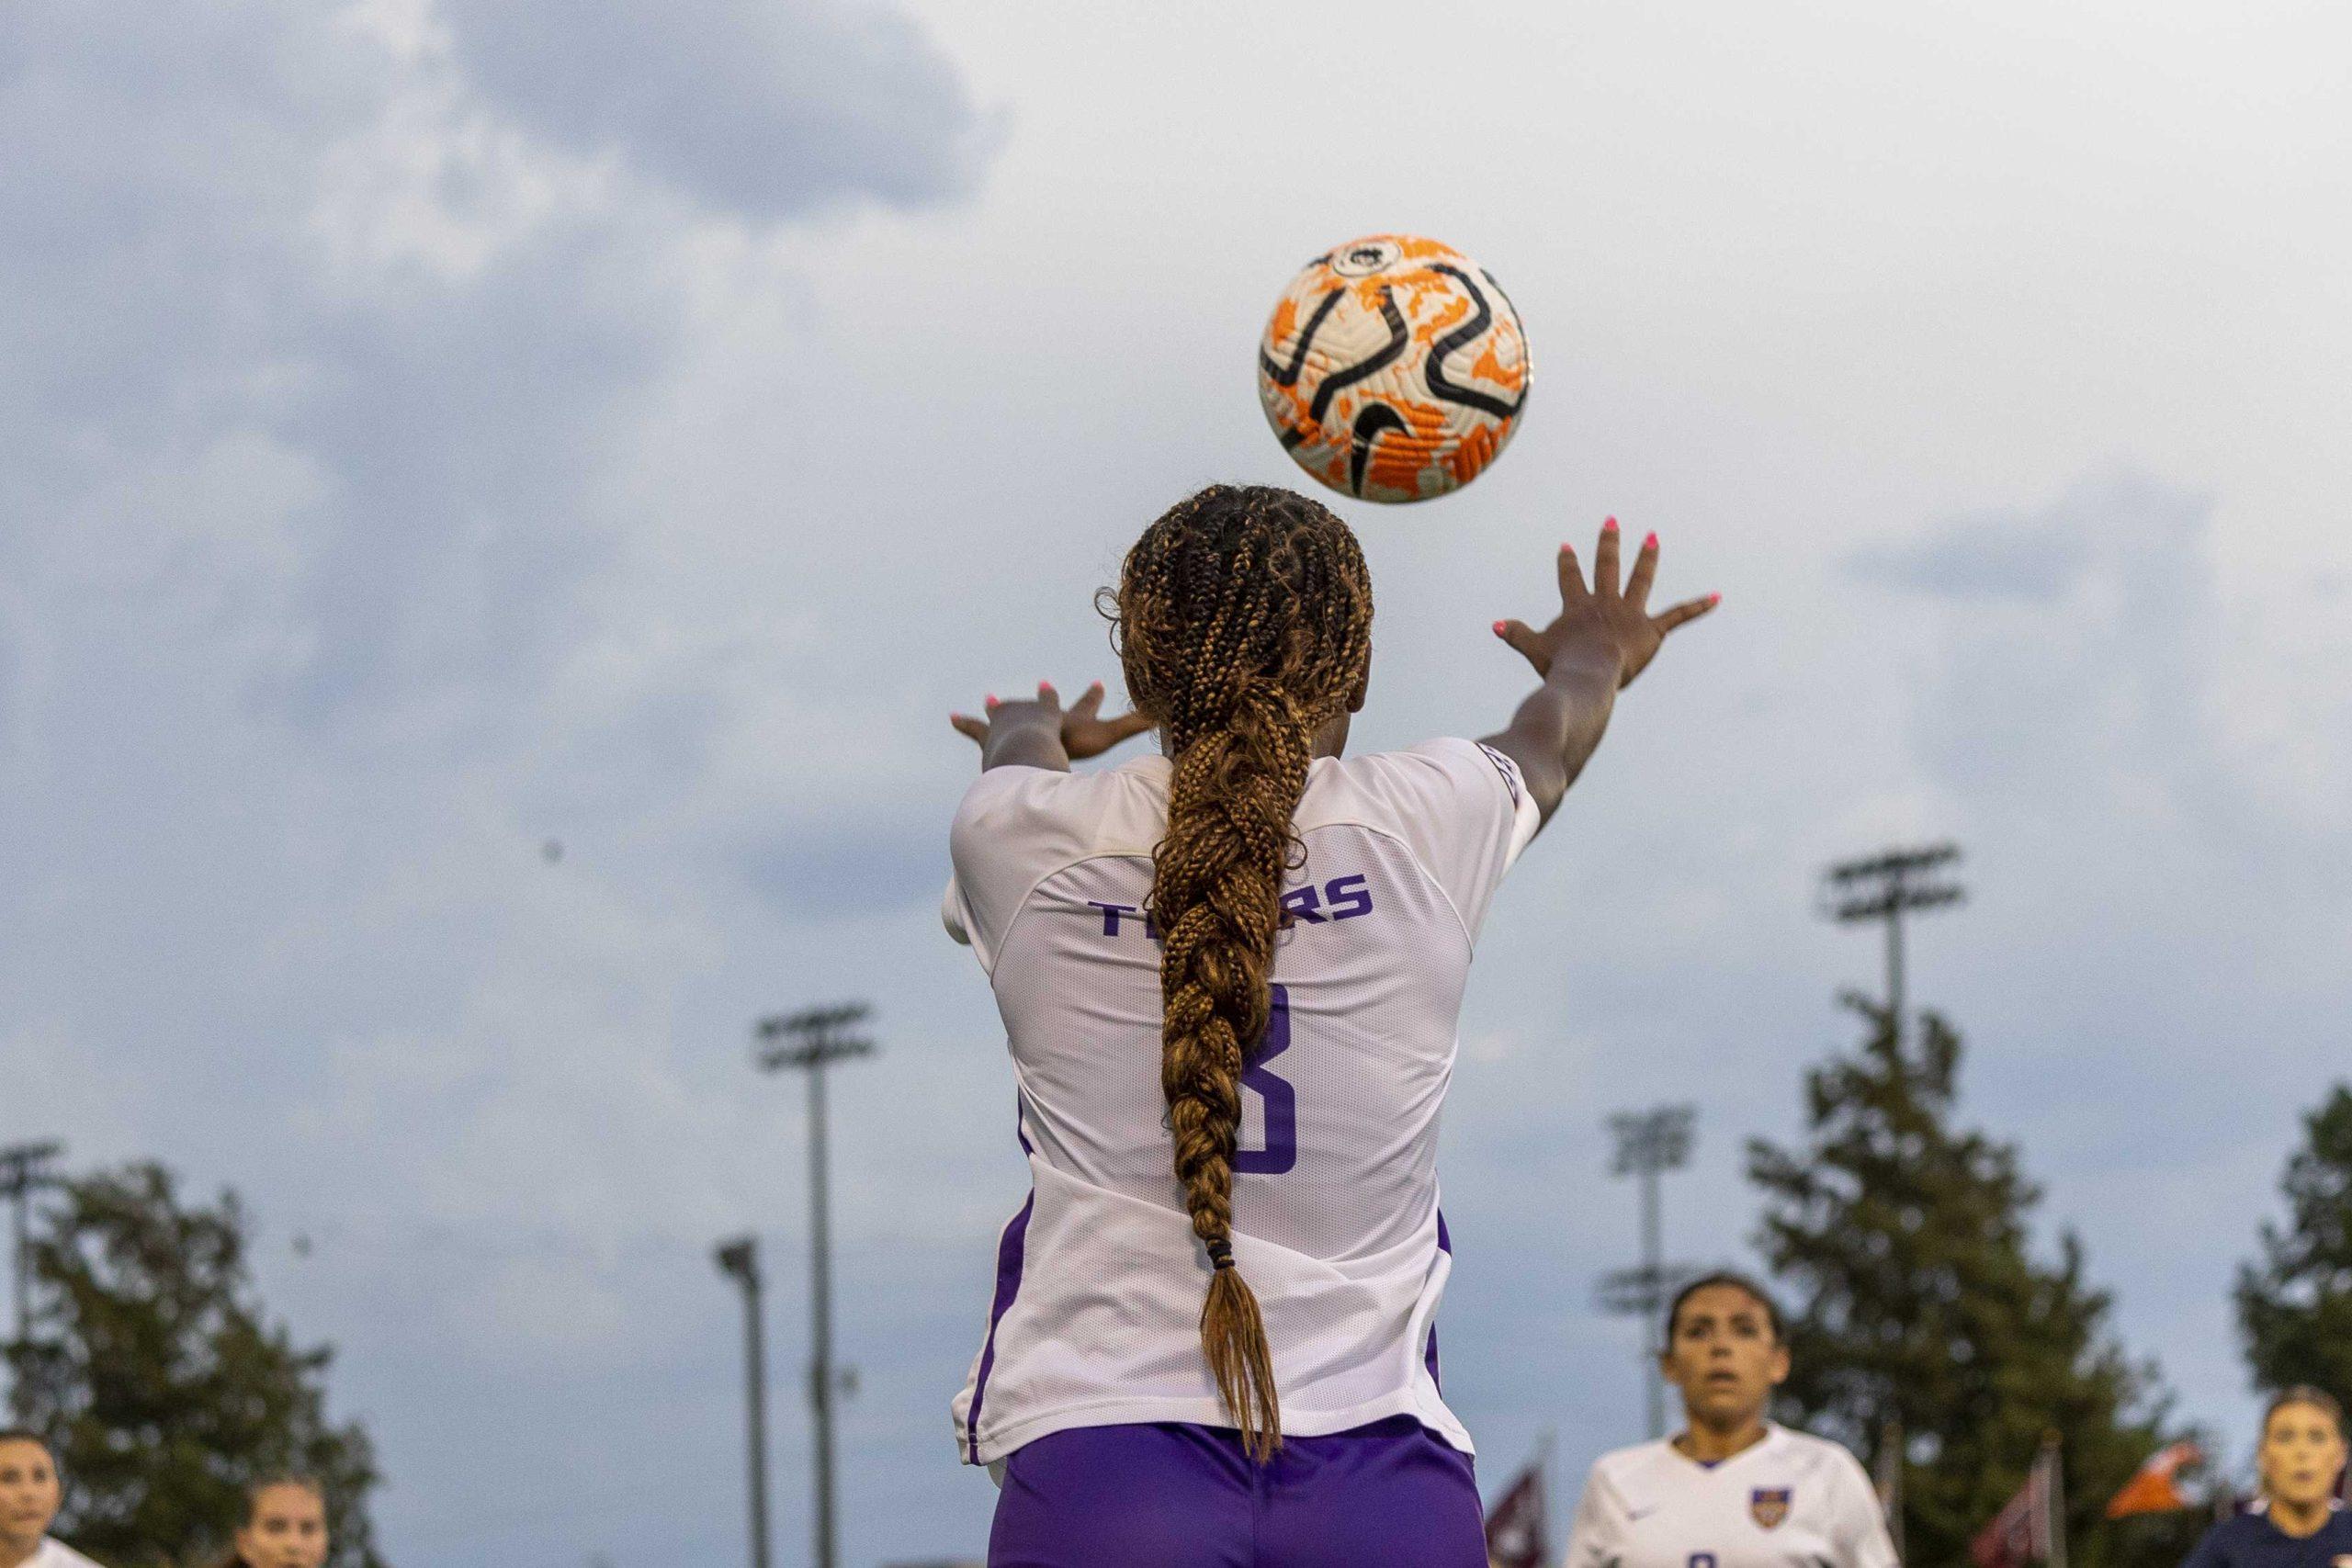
[
  {"xmin": 1765, "ymin": 1426, "xmax": 1874, "ymax": 1490},
  {"xmin": 951, "ymin": 756, "xmax": 1170, "ymax": 854},
  {"xmin": 1587, "ymin": 1437, "xmax": 1685, "ymax": 1495},
  {"xmin": 1768, "ymin": 1424, "xmax": 1865, "ymax": 1467},
  {"xmin": 1305, "ymin": 738, "xmax": 1523, "ymax": 822},
  {"xmin": 37, "ymin": 1540, "xmax": 108, "ymax": 1568}
]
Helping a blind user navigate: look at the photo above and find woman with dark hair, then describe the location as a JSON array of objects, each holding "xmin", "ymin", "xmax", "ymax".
[
  {"xmin": 943, "ymin": 485, "xmax": 1715, "ymax": 1566},
  {"xmin": 0, "ymin": 1430, "xmax": 103, "ymax": 1568},
  {"xmin": 2180, "ymin": 1388, "xmax": 2350, "ymax": 1568},
  {"xmin": 211, "ymin": 1477, "xmax": 329, "ymax": 1568},
  {"xmin": 1564, "ymin": 1273, "xmax": 1896, "ymax": 1568}
]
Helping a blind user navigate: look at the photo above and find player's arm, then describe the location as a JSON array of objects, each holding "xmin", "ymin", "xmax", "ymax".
[
  {"xmin": 1481, "ymin": 519, "xmax": 1716, "ymax": 830},
  {"xmin": 1561, "ymin": 1465, "xmax": 1631, "ymax": 1568},
  {"xmin": 950, "ymin": 680, "xmax": 1154, "ymax": 773},
  {"xmin": 1832, "ymin": 1452, "xmax": 1902, "ymax": 1568}
]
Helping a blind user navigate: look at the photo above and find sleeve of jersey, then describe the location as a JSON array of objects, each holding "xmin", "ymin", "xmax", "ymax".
[
  {"xmin": 1384, "ymin": 738, "xmax": 1542, "ymax": 942},
  {"xmin": 1562, "ymin": 1465, "xmax": 1627, "ymax": 1568},
  {"xmin": 942, "ymin": 765, "xmax": 1084, "ymax": 975},
  {"xmin": 1831, "ymin": 1450, "xmax": 1902, "ymax": 1568}
]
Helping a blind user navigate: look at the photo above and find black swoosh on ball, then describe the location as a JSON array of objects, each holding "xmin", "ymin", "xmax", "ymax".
[
  {"xmin": 1310, "ymin": 287, "xmax": 1410, "ymax": 423},
  {"xmin": 1423, "ymin": 264, "xmax": 1526, "ymax": 420},
  {"xmin": 1349, "ymin": 402, "xmax": 1408, "ymax": 496},
  {"xmin": 1259, "ymin": 289, "xmax": 1345, "ymax": 387}
]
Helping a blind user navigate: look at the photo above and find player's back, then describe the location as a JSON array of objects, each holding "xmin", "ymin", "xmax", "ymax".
[{"xmin": 944, "ymin": 737, "xmax": 1533, "ymax": 1462}]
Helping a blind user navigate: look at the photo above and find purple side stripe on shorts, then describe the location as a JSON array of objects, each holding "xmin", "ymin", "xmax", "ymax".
[
  {"xmin": 1427, "ymin": 1208, "xmax": 1452, "ymax": 1389},
  {"xmin": 967, "ymin": 1190, "xmax": 1035, "ymax": 1463}
]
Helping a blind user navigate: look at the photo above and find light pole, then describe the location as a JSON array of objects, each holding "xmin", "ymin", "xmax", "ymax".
[
  {"xmin": 1, "ymin": 1140, "xmax": 63, "ymax": 1408},
  {"xmin": 1821, "ymin": 843, "xmax": 1965, "ymax": 1049},
  {"xmin": 714, "ymin": 1235, "xmax": 769, "ymax": 1568},
  {"xmin": 756, "ymin": 1003, "xmax": 876, "ymax": 1568},
  {"xmin": 1596, "ymin": 1106, "xmax": 1696, "ymax": 1439}
]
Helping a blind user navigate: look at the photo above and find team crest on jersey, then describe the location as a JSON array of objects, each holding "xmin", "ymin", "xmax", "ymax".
[{"xmin": 1750, "ymin": 1487, "xmax": 1792, "ymax": 1529}]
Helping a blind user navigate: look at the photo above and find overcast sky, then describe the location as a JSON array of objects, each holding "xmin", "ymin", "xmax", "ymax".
[{"xmin": 5, "ymin": 1, "xmax": 2348, "ymax": 1563}]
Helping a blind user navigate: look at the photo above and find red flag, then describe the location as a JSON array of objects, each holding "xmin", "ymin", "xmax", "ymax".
[
  {"xmin": 1973, "ymin": 1442, "xmax": 2064, "ymax": 1568},
  {"xmin": 2107, "ymin": 1442, "xmax": 2203, "ymax": 1518},
  {"xmin": 1485, "ymin": 1461, "xmax": 1550, "ymax": 1568}
]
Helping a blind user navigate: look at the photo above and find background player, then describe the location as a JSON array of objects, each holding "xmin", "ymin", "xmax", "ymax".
[
  {"xmin": 210, "ymin": 1476, "xmax": 331, "ymax": 1568},
  {"xmin": 944, "ymin": 484, "xmax": 1714, "ymax": 1566},
  {"xmin": 1563, "ymin": 1274, "xmax": 1896, "ymax": 1568},
  {"xmin": 2178, "ymin": 1388, "xmax": 2349, "ymax": 1568},
  {"xmin": 0, "ymin": 1430, "xmax": 104, "ymax": 1568}
]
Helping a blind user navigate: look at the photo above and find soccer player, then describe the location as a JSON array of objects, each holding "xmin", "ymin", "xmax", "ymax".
[
  {"xmin": 1563, "ymin": 1274, "xmax": 1896, "ymax": 1568},
  {"xmin": 0, "ymin": 1430, "xmax": 104, "ymax": 1568},
  {"xmin": 211, "ymin": 1477, "xmax": 330, "ymax": 1568},
  {"xmin": 943, "ymin": 484, "xmax": 1715, "ymax": 1567},
  {"xmin": 2178, "ymin": 1387, "xmax": 2351, "ymax": 1568}
]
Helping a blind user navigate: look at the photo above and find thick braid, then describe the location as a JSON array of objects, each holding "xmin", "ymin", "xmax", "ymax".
[{"xmin": 1105, "ymin": 484, "xmax": 1373, "ymax": 1461}]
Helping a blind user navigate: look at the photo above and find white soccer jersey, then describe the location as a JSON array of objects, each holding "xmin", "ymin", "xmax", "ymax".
[
  {"xmin": 31, "ymin": 1538, "xmax": 107, "ymax": 1568},
  {"xmin": 943, "ymin": 738, "xmax": 1540, "ymax": 1465},
  {"xmin": 1565, "ymin": 1426, "xmax": 1899, "ymax": 1568}
]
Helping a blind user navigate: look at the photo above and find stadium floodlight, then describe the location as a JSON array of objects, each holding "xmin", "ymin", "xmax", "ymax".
[
  {"xmin": 755, "ymin": 1003, "xmax": 876, "ymax": 1568},
  {"xmin": 1598, "ymin": 1106, "xmax": 1698, "ymax": 1439},
  {"xmin": 713, "ymin": 1235, "xmax": 769, "ymax": 1568},
  {"xmin": 1, "ymin": 1140, "xmax": 65, "ymax": 1366},
  {"xmin": 1819, "ymin": 842, "xmax": 1967, "ymax": 1049}
]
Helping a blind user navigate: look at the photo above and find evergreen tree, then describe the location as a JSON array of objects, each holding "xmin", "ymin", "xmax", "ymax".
[
  {"xmin": 2235, "ymin": 1084, "xmax": 2352, "ymax": 1405},
  {"xmin": 5, "ymin": 1163, "xmax": 382, "ymax": 1568},
  {"xmin": 1749, "ymin": 997, "xmax": 2176, "ymax": 1568}
]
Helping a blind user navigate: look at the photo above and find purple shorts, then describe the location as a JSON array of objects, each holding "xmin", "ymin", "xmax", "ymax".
[{"xmin": 987, "ymin": 1415, "xmax": 1486, "ymax": 1568}]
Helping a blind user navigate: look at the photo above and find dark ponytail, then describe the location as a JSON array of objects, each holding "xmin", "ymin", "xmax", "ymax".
[{"xmin": 1107, "ymin": 483, "xmax": 1373, "ymax": 1460}]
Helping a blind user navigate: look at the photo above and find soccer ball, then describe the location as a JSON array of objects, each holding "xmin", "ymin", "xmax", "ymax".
[{"xmin": 1257, "ymin": 234, "xmax": 1532, "ymax": 505}]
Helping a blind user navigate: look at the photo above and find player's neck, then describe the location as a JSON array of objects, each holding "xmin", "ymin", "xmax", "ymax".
[
  {"xmin": 2268, "ymin": 1496, "xmax": 2331, "ymax": 1539},
  {"xmin": 1675, "ymin": 1415, "xmax": 1770, "ymax": 1465},
  {"xmin": 0, "ymin": 1533, "xmax": 43, "ymax": 1568}
]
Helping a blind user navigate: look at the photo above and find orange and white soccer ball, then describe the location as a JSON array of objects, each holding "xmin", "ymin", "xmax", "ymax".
[{"xmin": 1257, "ymin": 234, "xmax": 1532, "ymax": 504}]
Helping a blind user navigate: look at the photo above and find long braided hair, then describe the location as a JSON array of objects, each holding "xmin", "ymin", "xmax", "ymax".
[{"xmin": 1103, "ymin": 483, "xmax": 1374, "ymax": 1460}]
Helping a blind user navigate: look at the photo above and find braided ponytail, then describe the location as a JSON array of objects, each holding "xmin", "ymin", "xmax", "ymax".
[{"xmin": 1107, "ymin": 484, "xmax": 1373, "ymax": 1461}]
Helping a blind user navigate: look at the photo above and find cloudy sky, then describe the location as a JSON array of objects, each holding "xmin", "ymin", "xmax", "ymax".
[{"xmin": 5, "ymin": 0, "xmax": 2347, "ymax": 1562}]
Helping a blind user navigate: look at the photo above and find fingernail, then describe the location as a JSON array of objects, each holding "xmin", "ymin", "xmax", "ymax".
[
  {"xmin": 1602, "ymin": 517, "xmax": 1620, "ymax": 533},
  {"xmin": 1644, "ymin": 531, "xmax": 1658, "ymax": 549},
  {"xmin": 1708, "ymin": 592, "xmax": 1723, "ymax": 606},
  {"xmin": 1038, "ymin": 681, "xmax": 1055, "ymax": 697},
  {"xmin": 1559, "ymin": 541, "xmax": 1575, "ymax": 554},
  {"xmin": 1090, "ymin": 680, "xmax": 1104, "ymax": 692},
  {"xmin": 1492, "ymin": 620, "xmax": 1509, "ymax": 637},
  {"xmin": 985, "ymin": 694, "xmax": 999, "ymax": 707}
]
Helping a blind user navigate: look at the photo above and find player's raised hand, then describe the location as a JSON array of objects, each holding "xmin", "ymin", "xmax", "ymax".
[
  {"xmin": 1492, "ymin": 519, "xmax": 1718, "ymax": 691},
  {"xmin": 950, "ymin": 681, "xmax": 1154, "ymax": 761}
]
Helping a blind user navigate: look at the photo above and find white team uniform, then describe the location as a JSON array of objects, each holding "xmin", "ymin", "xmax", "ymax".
[
  {"xmin": 29, "ymin": 1538, "xmax": 107, "ymax": 1568},
  {"xmin": 1565, "ymin": 1426, "xmax": 1899, "ymax": 1568},
  {"xmin": 943, "ymin": 738, "xmax": 1540, "ymax": 1465}
]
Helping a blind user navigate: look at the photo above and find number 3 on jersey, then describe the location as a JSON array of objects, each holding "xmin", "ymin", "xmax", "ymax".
[{"xmin": 1234, "ymin": 984, "xmax": 1297, "ymax": 1175}]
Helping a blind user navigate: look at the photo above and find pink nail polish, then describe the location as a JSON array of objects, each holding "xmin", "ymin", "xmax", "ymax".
[
  {"xmin": 1707, "ymin": 592, "xmax": 1723, "ymax": 606},
  {"xmin": 1493, "ymin": 620, "xmax": 1508, "ymax": 636},
  {"xmin": 1560, "ymin": 542, "xmax": 1575, "ymax": 554},
  {"xmin": 1602, "ymin": 517, "xmax": 1620, "ymax": 533},
  {"xmin": 1644, "ymin": 531, "xmax": 1658, "ymax": 549},
  {"xmin": 985, "ymin": 694, "xmax": 999, "ymax": 707}
]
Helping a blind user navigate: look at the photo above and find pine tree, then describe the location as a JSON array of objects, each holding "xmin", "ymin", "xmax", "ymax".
[
  {"xmin": 2235, "ymin": 1084, "xmax": 2352, "ymax": 1405},
  {"xmin": 5, "ymin": 1162, "xmax": 382, "ymax": 1568},
  {"xmin": 1748, "ymin": 997, "xmax": 2175, "ymax": 1568}
]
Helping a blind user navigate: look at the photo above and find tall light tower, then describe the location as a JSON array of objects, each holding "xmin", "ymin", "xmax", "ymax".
[
  {"xmin": 1596, "ymin": 1105, "xmax": 1696, "ymax": 1439},
  {"xmin": 714, "ymin": 1235, "xmax": 770, "ymax": 1568},
  {"xmin": 755, "ymin": 1003, "xmax": 875, "ymax": 1568},
  {"xmin": 1, "ymin": 1141, "xmax": 63, "ymax": 1384},
  {"xmin": 1821, "ymin": 843, "xmax": 1965, "ymax": 1048}
]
